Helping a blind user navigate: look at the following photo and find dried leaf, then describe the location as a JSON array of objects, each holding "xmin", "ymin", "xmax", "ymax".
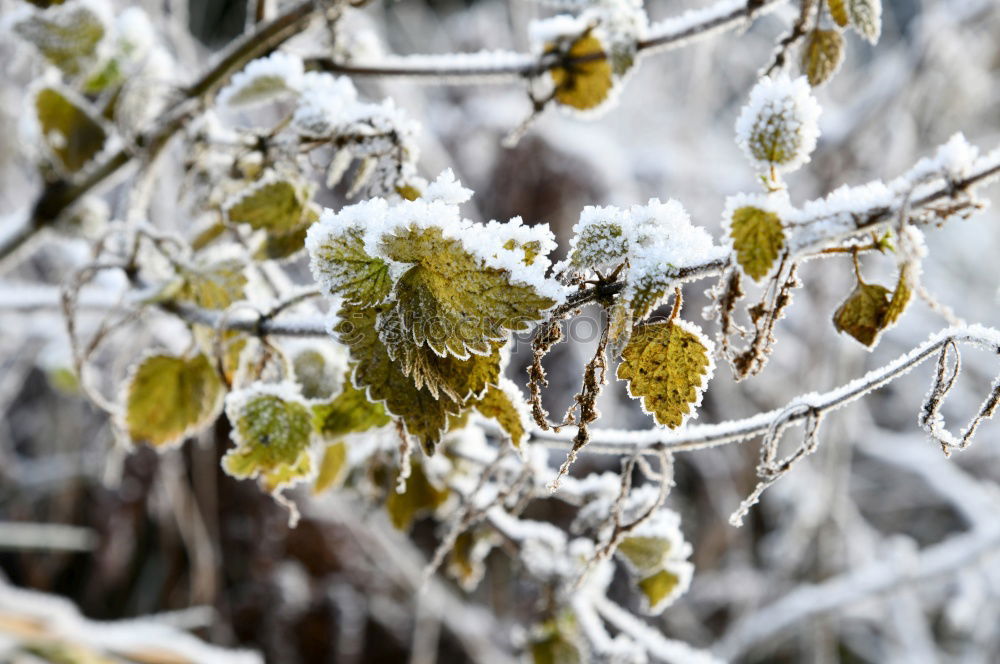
[
  {"xmin": 883, "ymin": 265, "xmax": 912, "ymax": 328},
  {"xmin": 832, "ymin": 281, "xmax": 892, "ymax": 347},
  {"xmin": 617, "ymin": 320, "xmax": 714, "ymax": 429},
  {"xmin": 470, "ymin": 380, "xmax": 529, "ymax": 450}
]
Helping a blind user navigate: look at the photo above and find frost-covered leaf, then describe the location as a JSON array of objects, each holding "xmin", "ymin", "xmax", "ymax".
[
  {"xmin": 636, "ymin": 568, "xmax": 682, "ymax": 614},
  {"xmin": 175, "ymin": 258, "xmax": 246, "ymax": 310},
  {"xmin": 381, "ymin": 226, "xmax": 557, "ymax": 357},
  {"xmin": 311, "ymin": 376, "xmax": 390, "ymax": 437},
  {"xmin": 802, "ymin": 29, "xmax": 845, "ymax": 87},
  {"xmin": 385, "ymin": 460, "xmax": 449, "ymax": 531},
  {"xmin": 470, "ymin": 380, "xmax": 530, "ymax": 450},
  {"xmin": 617, "ymin": 320, "xmax": 714, "ymax": 429},
  {"xmin": 735, "ymin": 75, "xmax": 821, "ymax": 175},
  {"xmin": 829, "ymin": 0, "xmax": 849, "ymax": 27},
  {"xmin": 617, "ymin": 536, "xmax": 672, "ymax": 574},
  {"xmin": 335, "ymin": 303, "xmax": 462, "ymax": 454},
  {"xmin": 290, "ymin": 343, "xmax": 347, "ymax": 401},
  {"xmin": 307, "ymin": 224, "xmax": 392, "ymax": 306},
  {"xmin": 566, "ymin": 208, "xmax": 629, "ymax": 271},
  {"xmin": 13, "ymin": 3, "xmax": 106, "ymax": 78},
  {"xmin": 832, "ymin": 281, "xmax": 891, "ymax": 347},
  {"xmin": 884, "ymin": 266, "xmax": 912, "ymax": 327},
  {"xmin": 549, "ymin": 31, "xmax": 614, "ymax": 111},
  {"xmin": 217, "ymin": 51, "xmax": 304, "ymax": 107},
  {"xmin": 123, "ymin": 353, "xmax": 224, "ymax": 448},
  {"xmin": 35, "ymin": 87, "xmax": 107, "ymax": 173},
  {"xmin": 222, "ymin": 385, "xmax": 314, "ymax": 489},
  {"xmin": 729, "ymin": 206, "xmax": 785, "ymax": 282},
  {"xmin": 225, "ymin": 179, "xmax": 311, "ymax": 234},
  {"xmin": 313, "ymin": 441, "xmax": 347, "ymax": 493},
  {"xmin": 847, "ymin": 0, "xmax": 882, "ymax": 44}
]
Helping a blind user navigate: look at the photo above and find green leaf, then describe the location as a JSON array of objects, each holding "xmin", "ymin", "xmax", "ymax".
[
  {"xmin": 848, "ymin": 0, "xmax": 882, "ymax": 44},
  {"xmin": 617, "ymin": 320, "xmax": 714, "ymax": 429},
  {"xmin": 335, "ymin": 303, "xmax": 462, "ymax": 454},
  {"xmin": 832, "ymin": 281, "xmax": 891, "ymax": 347},
  {"xmin": 222, "ymin": 387, "xmax": 314, "ymax": 489},
  {"xmin": 470, "ymin": 380, "xmax": 529, "ymax": 450},
  {"xmin": 308, "ymin": 224, "xmax": 392, "ymax": 307},
  {"xmin": 828, "ymin": 0, "xmax": 849, "ymax": 27},
  {"xmin": 567, "ymin": 219, "xmax": 629, "ymax": 271},
  {"xmin": 529, "ymin": 615, "xmax": 585, "ymax": 664},
  {"xmin": 123, "ymin": 353, "xmax": 224, "ymax": 448},
  {"xmin": 381, "ymin": 226, "xmax": 556, "ymax": 357},
  {"xmin": 637, "ymin": 568, "xmax": 681, "ymax": 614},
  {"xmin": 226, "ymin": 179, "xmax": 311, "ymax": 234},
  {"xmin": 13, "ymin": 4, "xmax": 105, "ymax": 78},
  {"xmin": 311, "ymin": 375, "xmax": 390, "ymax": 437},
  {"xmin": 802, "ymin": 29, "xmax": 845, "ymax": 87},
  {"xmin": 385, "ymin": 460, "xmax": 449, "ymax": 531},
  {"xmin": 617, "ymin": 536, "xmax": 672, "ymax": 574},
  {"xmin": 313, "ymin": 441, "xmax": 348, "ymax": 493},
  {"xmin": 729, "ymin": 205, "xmax": 785, "ymax": 282},
  {"xmin": 548, "ymin": 32, "xmax": 614, "ymax": 111},
  {"xmin": 35, "ymin": 87, "xmax": 107, "ymax": 173},
  {"xmin": 175, "ymin": 258, "xmax": 247, "ymax": 310}
]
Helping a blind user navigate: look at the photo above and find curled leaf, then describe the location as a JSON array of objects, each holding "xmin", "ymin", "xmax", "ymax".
[{"xmin": 832, "ymin": 281, "xmax": 891, "ymax": 347}]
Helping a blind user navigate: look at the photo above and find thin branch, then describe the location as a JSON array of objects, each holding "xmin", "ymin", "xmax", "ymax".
[
  {"xmin": 306, "ymin": 0, "xmax": 789, "ymax": 81},
  {"xmin": 531, "ymin": 325, "xmax": 1000, "ymax": 454},
  {"xmin": 6, "ymin": 0, "xmax": 326, "ymax": 264}
]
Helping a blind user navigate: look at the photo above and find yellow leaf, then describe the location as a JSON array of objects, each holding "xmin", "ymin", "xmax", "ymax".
[
  {"xmin": 35, "ymin": 87, "xmax": 107, "ymax": 173},
  {"xmin": 802, "ymin": 29, "xmax": 845, "ymax": 87},
  {"xmin": 226, "ymin": 179, "xmax": 311, "ymax": 234},
  {"xmin": 123, "ymin": 353, "xmax": 224, "ymax": 448},
  {"xmin": 385, "ymin": 461, "xmax": 449, "ymax": 531},
  {"xmin": 14, "ymin": 4, "xmax": 105, "ymax": 78},
  {"xmin": 617, "ymin": 320, "xmax": 714, "ymax": 429},
  {"xmin": 832, "ymin": 281, "xmax": 891, "ymax": 347},
  {"xmin": 637, "ymin": 568, "xmax": 681, "ymax": 614},
  {"xmin": 175, "ymin": 258, "xmax": 246, "ymax": 310},
  {"xmin": 528, "ymin": 614, "xmax": 584, "ymax": 664},
  {"xmin": 311, "ymin": 375, "xmax": 390, "ymax": 437},
  {"xmin": 729, "ymin": 206, "xmax": 785, "ymax": 282},
  {"xmin": 470, "ymin": 379, "xmax": 529, "ymax": 450},
  {"xmin": 549, "ymin": 32, "xmax": 614, "ymax": 111},
  {"xmin": 828, "ymin": 0, "xmax": 849, "ymax": 26},
  {"xmin": 222, "ymin": 387, "xmax": 314, "ymax": 489},
  {"xmin": 617, "ymin": 536, "xmax": 671, "ymax": 574},
  {"xmin": 313, "ymin": 441, "xmax": 347, "ymax": 493}
]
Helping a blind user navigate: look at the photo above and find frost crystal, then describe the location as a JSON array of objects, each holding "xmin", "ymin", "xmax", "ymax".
[
  {"xmin": 217, "ymin": 51, "xmax": 305, "ymax": 108},
  {"xmin": 735, "ymin": 74, "xmax": 821, "ymax": 174}
]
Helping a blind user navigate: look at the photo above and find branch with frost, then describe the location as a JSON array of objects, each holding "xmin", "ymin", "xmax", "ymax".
[
  {"xmin": 532, "ymin": 325, "xmax": 1000, "ymax": 455},
  {"xmin": 1, "ymin": 0, "xmax": 327, "ymax": 264},
  {"xmin": 307, "ymin": 0, "xmax": 788, "ymax": 81},
  {"xmin": 714, "ymin": 523, "xmax": 1000, "ymax": 660}
]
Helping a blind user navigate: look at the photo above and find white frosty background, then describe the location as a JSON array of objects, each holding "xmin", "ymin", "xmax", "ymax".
[{"xmin": 0, "ymin": 0, "xmax": 998, "ymax": 662}]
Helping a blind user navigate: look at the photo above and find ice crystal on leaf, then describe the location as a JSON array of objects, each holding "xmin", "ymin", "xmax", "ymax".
[{"xmin": 735, "ymin": 75, "xmax": 821, "ymax": 175}]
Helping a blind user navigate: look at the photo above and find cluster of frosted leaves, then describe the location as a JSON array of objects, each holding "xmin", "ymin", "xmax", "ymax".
[
  {"xmin": 614, "ymin": 510, "xmax": 694, "ymax": 615},
  {"xmin": 723, "ymin": 191, "xmax": 794, "ymax": 282},
  {"xmin": 307, "ymin": 171, "xmax": 561, "ymax": 454},
  {"xmin": 224, "ymin": 174, "xmax": 319, "ymax": 261},
  {"xmin": 735, "ymin": 75, "xmax": 821, "ymax": 175},
  {"xmin": 562, "ymin": 198, "xmax": 722, "ymax": 321},
  {"xmin": 217, "ymin": 52, "xmax": 421, "ymax": 198},
  {"xmin": 616, "ymin": 319, "xmax": 715, "ymax": 429},
  {"xmin": 530, "ymin": 0, "xmax": 647, "ymax": 113},
  {"xmin": 833, "ymin": 265, "xmax": 912, "ymax": 347},
  {"xmin": 829, "ymin": 0, "xmax": 882, "ymax": 44},
  {"xmin": 121, "ymin": 352, "xmax": 225, "ymax": 448}
]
